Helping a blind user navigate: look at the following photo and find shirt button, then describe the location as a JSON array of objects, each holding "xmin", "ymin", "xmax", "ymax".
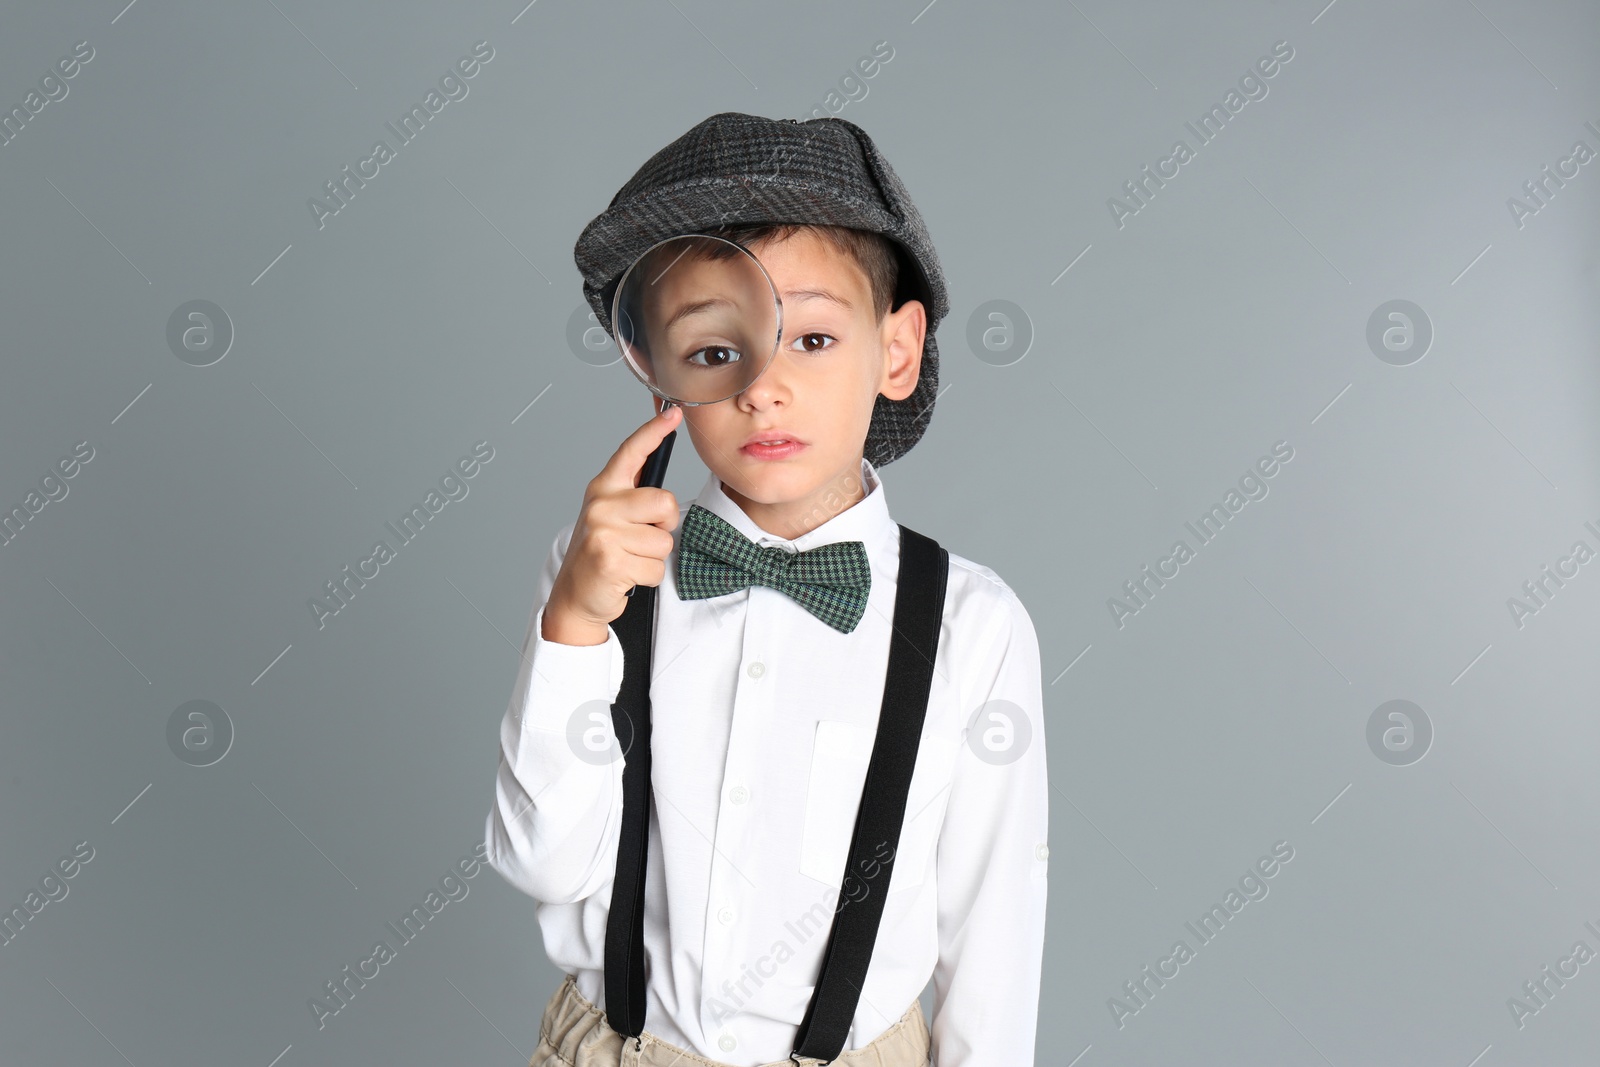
[
  {"xmin": 718, "ymin": 905, "xmax": 735, "ymax": 925},
  {"xmin": 730, "ymin": 785, "xmax": 750, "ymax": 805},
  {"xmin": 746, "ymin": 660, "xmax": 765, "ymax": 678},
  {"xmin": 1036, "ymin": 843, "xmax": 1050, "ymax": 861},
  {"xmin": 718, "ymin": 1034, "xmax": 737, "ymax": 1052}
]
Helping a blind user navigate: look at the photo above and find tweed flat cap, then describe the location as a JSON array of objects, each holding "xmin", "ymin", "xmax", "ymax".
[{"xmin": 573, "ymin": 111, "xmax": 948, "ymax": 468}]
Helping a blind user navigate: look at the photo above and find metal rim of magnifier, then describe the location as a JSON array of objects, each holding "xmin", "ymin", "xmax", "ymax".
[{"xmin": 608, "ymin": 233, "xmax": 785, "ymax": 408}]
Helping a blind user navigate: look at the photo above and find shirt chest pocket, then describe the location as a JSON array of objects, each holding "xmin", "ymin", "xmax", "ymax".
[{"xmin": 799, "ymin": 720, "xmax": 959, "ymax": 898}]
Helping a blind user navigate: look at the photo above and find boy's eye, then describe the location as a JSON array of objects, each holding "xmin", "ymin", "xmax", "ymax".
[
  {"xmin": 790, "ymin": 332, "xmax": 836, "ymax": 353},
  {"xmin": 687, "ymin": 345, "xmax": 742, "ymax": 368}
]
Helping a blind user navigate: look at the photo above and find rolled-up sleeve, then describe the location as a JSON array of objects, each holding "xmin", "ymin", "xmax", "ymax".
[
  {"xmin": 929, "ymin": 580, "xmax": 1050, "ymax": 1067},
  {"xmin": 485, "ymin": 521, "xmax": 630, "ymax": 906}
]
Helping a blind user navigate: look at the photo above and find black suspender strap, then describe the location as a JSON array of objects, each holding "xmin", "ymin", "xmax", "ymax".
[
  {"xmin": 602, "ymin": 580, "xmax": 657, "ymax": 1043},
  {"xmin": 790, "ymin": 524, "xmax": 948, "ymax": 1062},
  {"xmin": 603, "ymin": 524, "xmax": 950, "ymax": 1064}
]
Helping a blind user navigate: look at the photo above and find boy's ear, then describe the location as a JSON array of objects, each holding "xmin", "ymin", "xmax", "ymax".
[{"xmin": 877, "ymin": 299, "xmax": 926, "ymax": 402}]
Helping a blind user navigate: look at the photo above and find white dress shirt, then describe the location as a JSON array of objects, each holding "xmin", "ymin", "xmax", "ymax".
[{"xmin": 486, "ymin": 456, "xmax": 1048, "ymax": 1067}]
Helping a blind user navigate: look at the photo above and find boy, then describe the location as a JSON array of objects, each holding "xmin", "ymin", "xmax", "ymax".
[{"xmin": 486, "ymin": 112, "xmax": 1047, "ymax": 1067}]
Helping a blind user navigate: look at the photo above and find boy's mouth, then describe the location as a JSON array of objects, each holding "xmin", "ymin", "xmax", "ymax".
[
  {"xmin": 741, "ymin": 430, "xmax": 805, "ymax": 446},
  {"xmin": 740, "ymin": 431, "xmax": 808, "ymax": 460}
]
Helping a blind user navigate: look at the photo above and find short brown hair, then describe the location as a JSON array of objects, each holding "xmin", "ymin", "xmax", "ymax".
[{"xmin": 702, "ymin": 222, "xmax": 901, "ymax": 322}]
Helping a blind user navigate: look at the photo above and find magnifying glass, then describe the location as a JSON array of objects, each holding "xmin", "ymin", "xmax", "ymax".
[{"xmin": 610, "ymin": 233, "xmax": 783, "ymax": 594}]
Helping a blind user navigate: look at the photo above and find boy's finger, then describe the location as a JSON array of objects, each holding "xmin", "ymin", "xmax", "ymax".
[
  {"xmin": 613, "ymin": 486, "xmax": 681, "ymax": 529},
  {"xmin": 596, "ymin": 405, "xmax": 681, "ymax": 491}
]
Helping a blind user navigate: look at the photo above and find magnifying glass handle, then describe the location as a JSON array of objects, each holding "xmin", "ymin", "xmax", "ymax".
[
  {"xmin": 625, "ymin": 403, "xmax": 677, "ymax": 598},
  {"xmin": 638, "ymin": 430, "xmax": 675, "ymax": 492}
]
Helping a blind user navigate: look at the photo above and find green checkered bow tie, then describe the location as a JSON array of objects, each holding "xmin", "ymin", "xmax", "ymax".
[{"xmin": 675, "ymin": 504, "xmax": 872, "ymax": 634}]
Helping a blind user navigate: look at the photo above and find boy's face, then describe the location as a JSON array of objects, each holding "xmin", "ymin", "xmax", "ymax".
[{"xmin": 670, "ymin": 227, "xmax": 926, "ymax": 540}]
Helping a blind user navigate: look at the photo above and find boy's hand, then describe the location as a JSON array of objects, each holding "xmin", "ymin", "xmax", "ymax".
[{"xmin": 542, "ymin": 404, "xmax": 683, "ymax": 646}]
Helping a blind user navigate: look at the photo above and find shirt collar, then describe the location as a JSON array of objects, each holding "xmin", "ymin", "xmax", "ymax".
[{"xmin": 692, "ymin": 457, "xmax": 898, "ymax": 564}]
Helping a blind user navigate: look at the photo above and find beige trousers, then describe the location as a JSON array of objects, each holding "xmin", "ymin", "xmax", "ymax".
[{"xmin": 529, "ymin": 973, "xmax": 930, "ymax": 1067}]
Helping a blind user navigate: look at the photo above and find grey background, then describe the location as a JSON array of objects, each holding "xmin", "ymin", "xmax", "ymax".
[{"xmin": 2, "ymin": 0, "xmax": 1598, "ymax": 1064}]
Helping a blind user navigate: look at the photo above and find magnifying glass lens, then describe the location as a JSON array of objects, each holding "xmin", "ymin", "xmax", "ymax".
[{"xmin": 613, "ymin": 235, "xmax": 781, "ymax": 407}]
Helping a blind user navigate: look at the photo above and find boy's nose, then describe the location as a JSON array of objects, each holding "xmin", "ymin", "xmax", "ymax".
[{"xmin": 736, "ymin": 350, "xmax": 794, "ymax": 407}]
